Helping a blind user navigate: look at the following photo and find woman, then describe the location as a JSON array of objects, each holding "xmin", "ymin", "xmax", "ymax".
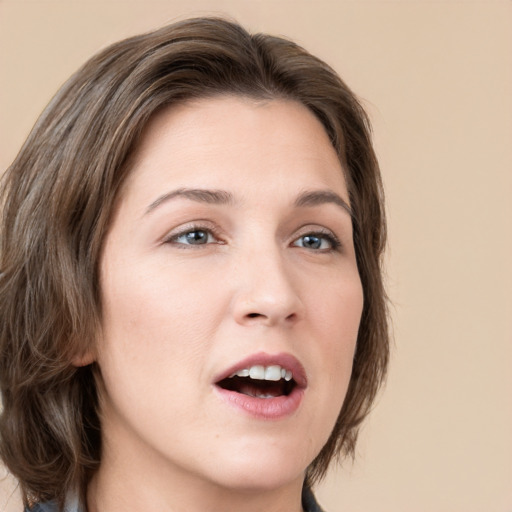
[{"xmin": 0, "ymin": 17, "xmax": 388, "ymax": 512}]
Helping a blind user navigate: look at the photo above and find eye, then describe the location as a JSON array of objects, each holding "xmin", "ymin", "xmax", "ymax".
[
  {"xmin": 292, "ymin": 232, "xmax": 340, "ymax": 251},
  {"xmin": 167, "ymin": 227, "xmax": 218, "ymax": 246}
]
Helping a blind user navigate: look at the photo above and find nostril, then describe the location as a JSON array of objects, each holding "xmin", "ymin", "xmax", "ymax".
[{"xmin": 247, "ymin": 313, "xmax": 263, "ymax": 318}]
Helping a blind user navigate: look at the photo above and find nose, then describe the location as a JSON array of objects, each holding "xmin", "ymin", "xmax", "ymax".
[{"xmin": 231, "ymin": 245, "xmax": 304, "ymax": 328}]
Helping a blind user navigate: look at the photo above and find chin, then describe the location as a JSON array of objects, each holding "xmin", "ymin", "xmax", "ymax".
[
  {"xmin": 213, "ymin": 468, "xmax": 305, "ymax": 494},
  {"xmin": 202, "ymin": 446, "xmax": 311, "ymax": 493}
]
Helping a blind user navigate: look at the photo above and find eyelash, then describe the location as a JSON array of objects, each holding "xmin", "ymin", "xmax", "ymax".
[
  {"xmin": 292, "ymin": 229, "xmax": 341, "ymax": 252},
  {"xmin": 164, "ymin": 225, "xmax": 341, "ymax": 252},
  {"xmin": 164, "ymin": 224, "xmax": 223, "ymax": 247}
]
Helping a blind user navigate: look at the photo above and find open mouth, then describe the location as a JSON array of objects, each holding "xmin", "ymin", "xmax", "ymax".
[
  {"xmin": 216, "ymin": 365, "xmax": 297, "ymax": 399},
  {"xmin": 213, "ymin": 354, "xmax": 306, "ymax": 418}
]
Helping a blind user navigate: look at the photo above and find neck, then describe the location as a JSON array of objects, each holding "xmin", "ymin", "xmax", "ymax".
[
  {"xmin": 86, "ymin": 420, "xmax": 306, "ymax": 512},
  {"xmin": 87, "ymin": 463, "xmax": 305, "ymax": 512}
]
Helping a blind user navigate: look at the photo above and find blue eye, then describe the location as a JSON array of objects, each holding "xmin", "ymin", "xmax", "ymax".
[
  {"xmin": 171, "ymin": 228, "xmax": 216, "ymax": 245},
  {"xmin": 293, "ymin": 233, "xmax": 339, "ymax": 251}
]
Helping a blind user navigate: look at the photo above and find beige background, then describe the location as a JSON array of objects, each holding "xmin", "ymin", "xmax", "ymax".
[{"xmin": 1, "ymin": 1, "xmax": 511, "ymax": 511}]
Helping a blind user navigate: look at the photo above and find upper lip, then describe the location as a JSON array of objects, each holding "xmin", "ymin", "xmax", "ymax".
[{"xmin": 213, "ymin": 352, "xmax": 308, "ymax": 388}]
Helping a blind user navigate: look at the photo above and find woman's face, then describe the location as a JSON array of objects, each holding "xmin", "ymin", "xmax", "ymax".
[{"xmin": 97, "ymin": 96, "xmax": 363, "ymax": 494}]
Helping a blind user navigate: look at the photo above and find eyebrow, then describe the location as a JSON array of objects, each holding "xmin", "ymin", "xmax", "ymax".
[
  {"xmin": 144, "ymin": 187, "xmax": 352, "ymax": 217},
  {"xmin": 294, "ymin": 190, "xmax": 352, "ymax": 216},
  {"xmin": 145, "ymin": 188, "xmax": 234, "ymax": 215}
]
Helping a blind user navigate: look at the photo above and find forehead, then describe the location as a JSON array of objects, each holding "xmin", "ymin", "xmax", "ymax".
[{"xmin": 120, "ymin": 95, "xmax": 348, "ymax": 208}]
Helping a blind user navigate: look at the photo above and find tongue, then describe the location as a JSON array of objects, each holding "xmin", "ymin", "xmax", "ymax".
[
  {"xmin": 236, "ymin": 380, "xmax": 284, "ymax": 398},
  {"xmin": 219, "ymin": 376, "xmax": 287, "ymax": 398}
]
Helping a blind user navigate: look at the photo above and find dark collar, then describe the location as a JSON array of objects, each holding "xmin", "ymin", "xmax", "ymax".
[{"xmin": 302, "ymin": 485, "xmax": 326, "ymax": 512}]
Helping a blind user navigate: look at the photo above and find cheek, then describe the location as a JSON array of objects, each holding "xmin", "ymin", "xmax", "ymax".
[
  {"xmin": 312, "ymin": 273, "xmax": 363, "ymax": 348},
  {"xmin": 310, "ymin": 275, "xmax": 363, "ymax": 411},
  {"xmin": 96, "ymin": 269, "xmax": 221, "ymax": 435},
  {"xmin": 97, "ymin": 250, "xmax": 237, "ymax": 405}
]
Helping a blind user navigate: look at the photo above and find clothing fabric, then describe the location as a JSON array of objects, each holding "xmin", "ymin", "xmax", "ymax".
[
  {"xmin": 26, "ymin": 495, "xmax": 79, "ymax": 512},
  {"xmin": 302, "ymin": 485, "xmax": 326, "ymax": 512},
  {"xmin": 27, "ymin": 485, "xmax": 325, "ymax": 512}
]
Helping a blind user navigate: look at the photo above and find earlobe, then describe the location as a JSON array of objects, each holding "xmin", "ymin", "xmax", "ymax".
[
  {"xmin": 71, "ymin": 327, "xmax": 101, "ymax": 367},
  {"xmin": 71, "ymin": 341, "xmax": 98, "ymax": 367},
  {"xmin": 72, "ymin": 351, "xmax": 96, "ymax": 367}
]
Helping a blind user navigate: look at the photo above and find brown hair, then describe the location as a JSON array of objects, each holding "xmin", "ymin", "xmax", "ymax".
[{"xmin": 0, "ymin": 17, "xmax": 388, "ymax": 509}]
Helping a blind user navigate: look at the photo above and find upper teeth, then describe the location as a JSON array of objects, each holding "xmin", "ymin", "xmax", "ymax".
[{"xmin": 230, "ymin": 365, "xmax": 293, "ymax": 382}]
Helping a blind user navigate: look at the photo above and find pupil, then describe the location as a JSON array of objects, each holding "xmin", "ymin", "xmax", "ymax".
[
  {"xmin": 303, "ymin": 235, "xmax": 321, "ymax": 249},
  {"xmin": 186, "ymin": 231, "xmax": 207, "ymax": 244}
]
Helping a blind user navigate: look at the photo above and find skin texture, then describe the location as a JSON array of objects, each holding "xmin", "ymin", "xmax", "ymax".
[{"xmin": 89, "ymin": 96, "xmax": 364, "ymax": 512}]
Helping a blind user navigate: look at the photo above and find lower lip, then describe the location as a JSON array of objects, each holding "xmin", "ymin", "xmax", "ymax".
[{"xmin": 214, "ymin": 385, "xmax": 305, "ymax": 420}]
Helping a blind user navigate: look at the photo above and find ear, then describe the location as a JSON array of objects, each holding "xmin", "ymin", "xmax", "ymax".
[
  {"xmin": 72, "ymin": 350, "xmax": 96, "ymax": 367},
  {"xmin": 70, "ymin": 323, "xmax": 102, "ymax": 367},
  {"xmin": 71, "ymin": 339, "xmax": 98, "ymax": 367}
]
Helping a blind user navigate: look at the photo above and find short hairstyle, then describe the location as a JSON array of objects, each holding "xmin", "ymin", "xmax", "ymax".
[{"xmin": 0, "ymin": 17, "xmax": 388, "ymax": 509}]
